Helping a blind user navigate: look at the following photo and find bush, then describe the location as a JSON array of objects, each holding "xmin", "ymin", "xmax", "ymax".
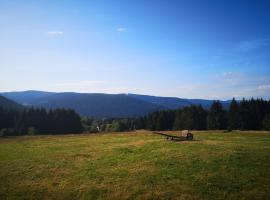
[
  {"xmin": 27, "ymin": 127, "xmax": 38, "ymax": 135},
  {"xmin": 90, "ymin": 125, "xmax": 99, "ymax": 133},
  {"xmin": 224, "ymin": 129, "xmax": 232, "ymax": 133},
  {"xmin": 0, "ymin": 128, "xmax": 15, "ymax": 136}
]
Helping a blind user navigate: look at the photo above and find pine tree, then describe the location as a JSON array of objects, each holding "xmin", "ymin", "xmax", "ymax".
[
  {"xmin": 207, "ymin": 101, "xmax": 227, "ymax": 130},
  {"xmin": 239, "ymin": 98, "xmax": 252, "ymax": 130},
  {"xmin": 193, "ymin": 105, "xmax": 207, "ymax": 130},
  {"xmin": 173, "ymin": 109, "xmax": 182, "ymax": 130},
  {"xmin": 228, "ymin": 98, "xmax": 240, "ymax": 130},
  {"xmin": 180, "ymin": 107, "xmax": 194, "ymax": 130}
]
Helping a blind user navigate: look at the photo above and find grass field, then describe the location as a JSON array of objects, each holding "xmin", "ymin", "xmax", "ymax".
[{"xmin": 1, "ymin": 131, "xmax": 270, "ymax": 200}]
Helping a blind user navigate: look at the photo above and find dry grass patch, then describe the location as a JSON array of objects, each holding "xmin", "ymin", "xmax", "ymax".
[{"xmin": 1, "ymin": 130, "xmax": 270, "ymax": 199}]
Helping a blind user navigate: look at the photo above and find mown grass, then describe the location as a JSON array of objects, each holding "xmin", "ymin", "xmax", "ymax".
[{"xmin": 0, "ymin": 130, "xmax": 270, "ymax": 200}]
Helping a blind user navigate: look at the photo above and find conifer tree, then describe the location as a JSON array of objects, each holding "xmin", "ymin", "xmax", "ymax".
[
  {"xmin": 207, "ymin": 101, "xmax": 227, "ymax": 130},
  {"xmin": 228, "ymin": 98, "xmax": 241, "ymax": 130}
]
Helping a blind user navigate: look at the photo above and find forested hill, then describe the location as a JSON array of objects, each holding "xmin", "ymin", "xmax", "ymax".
[
  {"xmin": 1, "ymin": 91, "xmax": 164, "ymax": 118},
  {"xmin": 0, "ymin": 95, "xmax": 23, "ymax": 110},
  {"xmin": 1, "ymin": 91, "xmax": 231, "ymax": 118},
  {"xmin": 128, "ymin": 94, "xmax": 231, "ymax": 109}
]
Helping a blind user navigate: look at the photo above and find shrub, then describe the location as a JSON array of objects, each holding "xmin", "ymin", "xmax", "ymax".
[
  {"xmin": 27, "ymin": 127, "xmax": 38, "ymax": 135},
  {"xmin": 0, "ymin": 128, "xmax": 15, "ymax": 136}
]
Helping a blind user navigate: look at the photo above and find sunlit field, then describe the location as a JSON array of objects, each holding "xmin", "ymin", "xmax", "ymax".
[{"xmin": 1, "ymin": 131, "xmax": 270, "ymax": 200}]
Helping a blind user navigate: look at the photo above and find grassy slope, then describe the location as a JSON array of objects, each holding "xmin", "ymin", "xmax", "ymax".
[{"xmin": 0, "ymin": 131, "xmax": 270, "ymax": 200}]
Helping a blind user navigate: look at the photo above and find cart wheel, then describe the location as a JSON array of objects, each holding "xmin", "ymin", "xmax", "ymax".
[{"xmin": 186, "ymin": 133, "xmax": 193, "ymax": 140}]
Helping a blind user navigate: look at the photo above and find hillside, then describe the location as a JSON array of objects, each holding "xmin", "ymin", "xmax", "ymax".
[
  {"xmin": 127, "ymin": 93, "xmax": 192, "ymax": 109},
  {"xmin": 1, "ymin": 90, "xmax": 55, "ymax": 105},
  {"xmin": 1, "ymin": 91, "xmax": 231, "ymax": 118},
  {"xmin": 0, "ymin": 95, "xmax": 23, "ymax": 110},
  {"xmin": 1, "ymin": 91, "xmax": 164, "ymax": 118},
  {"xmin": 128, "ymin": 93, "xmax": 232, "ymax": 109}
]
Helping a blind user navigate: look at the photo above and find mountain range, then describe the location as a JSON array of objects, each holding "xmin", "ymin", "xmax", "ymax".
[
  {"xmin": 0, "ymin": 90, "xmax": 231, "ymax": 118},
  {"xmin": 0, "ymin": 95, "xmax": 24, "ymax": 110}
]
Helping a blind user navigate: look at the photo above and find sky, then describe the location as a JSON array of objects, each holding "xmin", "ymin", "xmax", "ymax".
[{"xmin": 1, "ymin": 0, "xmax": 270, "ymax": 100}]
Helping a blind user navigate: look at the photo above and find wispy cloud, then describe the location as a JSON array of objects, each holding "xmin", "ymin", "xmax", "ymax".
[
  {"xmin": 235, "ymin": 38, "xmax": 270, "ymax": 52},
  {"xmin": 211, "ymin": 72, "xmax": 270, "ymax": 99},
  {"xmin": 49, "ymin": 80, "xmax": 137, "ymax": 94},
  {"xmin": 54, "ymin": 80, "xmax": 106, "ymax": 87},
  {"xmin": 116, "ymin": 27, "xmax": 127, "ymax": 32},
  {"xmin": 47, "ymin": 31, "xmax": 64, "ymax": 36},
  {"xmin": 175, "ymin": 72, "xmax": 270, "ymax": 100},
  {"xmin": 258, "ymin": 84, "xmax": 270, "ymax": 90}
]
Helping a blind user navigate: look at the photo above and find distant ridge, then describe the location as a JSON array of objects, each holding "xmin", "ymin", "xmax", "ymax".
[
  {"xmin": 127, "ymin": 93, "xmax": 230, "ymax": 109},
  {"xmin": 1, "ymin": 90, "xmax": 231, "ymax": 118},
  {"xmin": 0, "ymin": 95, "xmax": 24, "ymax": 110}
]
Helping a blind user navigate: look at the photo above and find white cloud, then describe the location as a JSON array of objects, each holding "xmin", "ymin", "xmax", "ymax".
[
  {"xmin": 47, "ymin": 31, "xmax": 64, "ymax": 36},
  {"xmin": 175, "ymin": 72, "xmax": 270, "ymax": 100},
  {"xmin": 176, "ymin": 85, "xmax": 199, "ymax": 90},
  {"xmin": 223, "ymin": 72, "xmax": 234, "ymax": 77},
  {"xmin": 50, "ymin": 80, "xmax": 107, "ymax": 93},
  {"xmin": 258, "ymin": 84, "xmax": 270, "ymax": 90},
  {"xmin": 116, "ymin": 27, "xmax": 127, "ymax": 32},
  {"xmin": 54, "ymin": 80, "xmax": 106, "ymax": 87},
  {"xmin": 235, "ymin": 38, "xmax": 270, "ymax": 52}
]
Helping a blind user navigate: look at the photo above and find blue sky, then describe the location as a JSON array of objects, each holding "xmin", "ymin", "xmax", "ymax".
[{"xmin": 1, "ymin": 0, "xmax": 270, "ymax": 99}]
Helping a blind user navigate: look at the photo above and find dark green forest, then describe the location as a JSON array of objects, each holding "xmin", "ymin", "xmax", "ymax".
[
  {"xmin": 1, "ymin": 97, "xmax": 270, "ymax": 136},
  {"xmin": 136, "ymin": 98, "xmax": 270, "ymax": 131},
  {"xmin": 0, "ymin": 107, "xmax": 82, "ymax": 136}
]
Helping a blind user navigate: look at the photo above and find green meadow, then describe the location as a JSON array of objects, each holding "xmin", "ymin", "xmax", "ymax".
[{"xmin": 0, "ymin": 131, "xmax": 270, "ymax": 200}]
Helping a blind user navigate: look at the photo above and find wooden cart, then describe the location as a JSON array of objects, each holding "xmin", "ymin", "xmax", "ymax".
[{"xmin": 153, "ymin": 130, "xmax": 193, "ymax": 141}]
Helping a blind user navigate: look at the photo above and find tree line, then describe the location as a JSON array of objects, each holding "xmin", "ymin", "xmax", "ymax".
[
  {"xmin": 0, "ymin": 107, "xmax": 82, "ymax": 136},
  {"xmin": 82, "ymin": 117, "xmax": 135, "ymax": 133},
  {"xmin": 1, "ymin": 98, "xmax": 270, "ymax": 136},
  {"xmin": 136, "ymin": 98, "xmax": 270, "ymax": 131}
]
